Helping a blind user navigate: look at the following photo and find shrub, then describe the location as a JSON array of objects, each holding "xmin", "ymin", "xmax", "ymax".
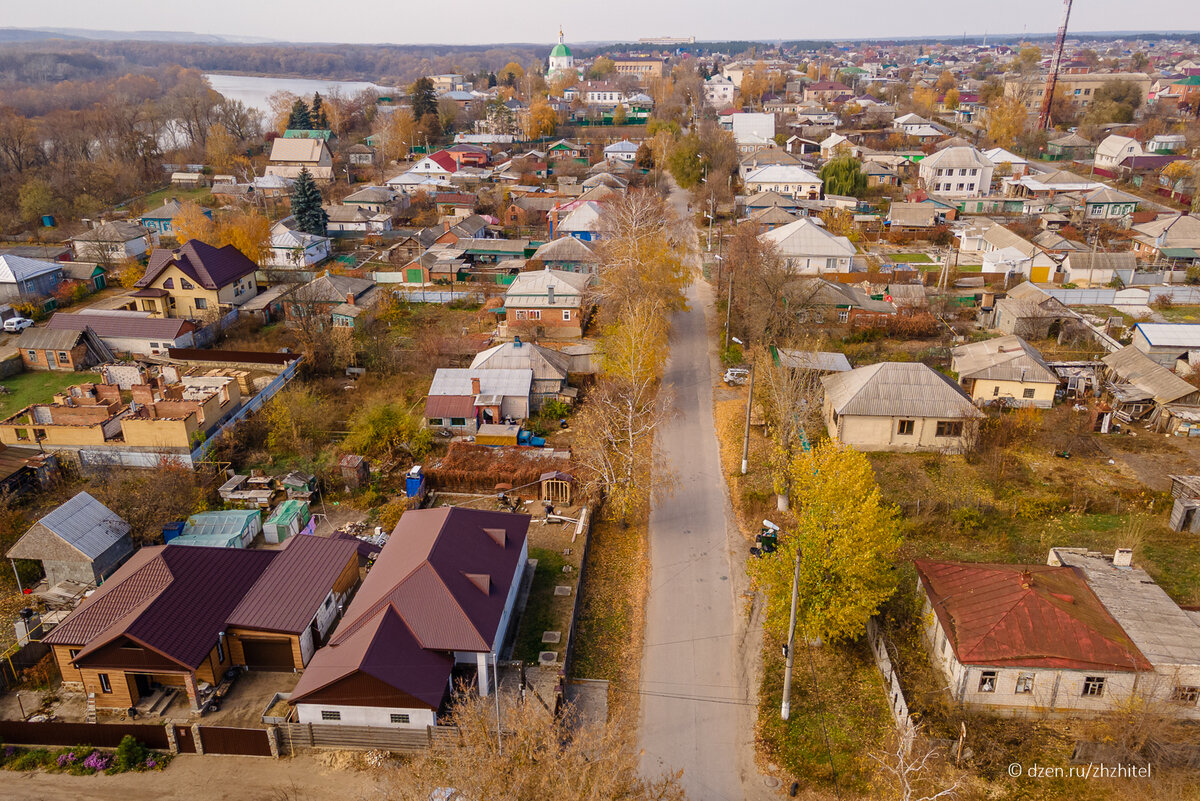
[
  {"xmin": 720, "ymin": 342, "xmax": 744, "ymax": 366},
  {"xmin": 9, "ymin": 748, "xmax": 53, "ymax": 771},
  {"xmin": 113, "ymin": 736, "xmax": 147, "ymax": 773},
  {"xmin": 539, "ymin": 400, "xmax": 572, "ymax": 421},
  {"xmin": 1150, "ymin": 294, "xmax": 1174, "ymax": 311},
  {"xmin": 81, "ymin": 751, "xmax": 111, "ymax": 773}
]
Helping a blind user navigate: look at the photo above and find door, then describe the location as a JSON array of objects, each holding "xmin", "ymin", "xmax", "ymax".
[
  {"xmin": 133, "ymin": 673, "xmax": 153, "ymax": 700},
  {"xmin": 240, "ymin": 638, "xmax": 295, "ymax": 671}
]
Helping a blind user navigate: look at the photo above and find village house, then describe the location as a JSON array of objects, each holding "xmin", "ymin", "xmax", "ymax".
[
  {"xmin": 43, "ymin": 535, "xmax": 360, "ymax": 711},
  {"xmin": 1094, "ymin": 135, "xmax": 1144, "ymax": 171},
  {"xmin": 14, "ymin": 328, "xmax": 99, "ymax": 372},
  {"xmin": 1130, "ymin": 214, "xmax": 1200, "ymax": 265},
  {"xmin": 501, "ymin": 268, "xmax": 591, "ymax": 339},
  {"xmin": 918, "ymin": 146, "xmax": 995, "ymax": 198},
  {"xmin": 985, "ymin": 283, "xmax": 1074, "ymax": 339},
  {"xmin": 1082, "ymin": 186, "xmax": 1140, "ymax": 220},
  {"xmin": 739, "ymin": 149, "xmax": 804, "ymax": 181},
  {"xmin": 425, "ymin": 368, "xmax": 532, "ymax": 434},
  {"xmin": 470, "ymin": 337, "xmax": 572, "ymax": 409},
  {"xmin": 759, "ymin": 218, "xmax": 856, "ymax": 274},
  {"xmin": 68, "ymin": 221, "xmax": 156, "ymax": 264},
  {"xmin": 529, "ymin": 236, "xmax": 600, "ymax": 274},
  {"xmin": 325, "ymin": 204, "xmax": 393, "ymax": 235},
  {"xmin": 289, "ymin": 507, "xmax": 529, "ymax": 727},
  {"xmin": 265, "ymin": 138, "xmax": 335, "ymax": 183},
  {"xmin": 46, "ymin": 311, "xmax": 196, "ymax": 358},
  {"xmin": 742, "ymin": 164, "xmax": 823, "ymax": 200},
  {"xmin": 265, "ymin": 219, "xmax": 332, "ymax": 270},
  {"xmin": 140, "ymin": 200, "xmax": 209, "ymax": 237},
  {"xmin": 132, "ymin": 240, "xmax": 259, "ymax": 320},
  {"xmin": 790, "ymin": 278, "xmax": 896, "ymax": 326},
  {"xmin": 285, "ymin": 272, "xmax": 379, "ymax": 331},
  {"xmin": 821, "ymin": 362, "xmax": 984, "ymax": 453},
  {"xmin": 1130, "ymin": 323, "xmax": 1200, "ymax": 367},
  {"xmin": 0, "ymin": 254, "xmax": 64, "ymax": 302},
  {"xmin": 950, "ymin": 335, "xmax": 1059, "ymax": 408},
  {"xmin": 5, "ymin": 491, "xmax": 133, "ymax": 589},
  {"xmin": 1061, "ymin": 252, "xmax": 1136, "ymax": 287}
]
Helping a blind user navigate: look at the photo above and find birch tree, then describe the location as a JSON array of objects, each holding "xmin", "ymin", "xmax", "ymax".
[{"xmin": 754, "ymin": 343, "xmax": 827, "ymax": 511}]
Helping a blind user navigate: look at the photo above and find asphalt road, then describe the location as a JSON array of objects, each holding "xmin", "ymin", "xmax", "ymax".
[{"xmin": 639, "ymin": 186, "xmax": 764, "ymax": 800}]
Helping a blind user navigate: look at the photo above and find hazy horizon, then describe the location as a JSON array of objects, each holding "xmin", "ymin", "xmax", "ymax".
[{"xmin": 4, "ymin": 1, "xmax": 1199, "ymax": 47}]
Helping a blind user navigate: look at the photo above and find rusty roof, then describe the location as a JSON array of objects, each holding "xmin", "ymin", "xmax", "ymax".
[
  {"xmin": 227, "ymin": 535, "xmax": 359, "ymax": 634},
  {"xmin": 915, "ymin": 559, "xmax": 1151, "ymax": 672}
]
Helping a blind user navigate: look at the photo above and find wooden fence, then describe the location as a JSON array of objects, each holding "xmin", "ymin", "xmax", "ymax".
[
  {"xmin": 0, "ymin": 720, "xmax": 170, "ymax": 750},
  {"xmin": 280, "ymin": 723, "xmax": 458, "ymax": 754}
]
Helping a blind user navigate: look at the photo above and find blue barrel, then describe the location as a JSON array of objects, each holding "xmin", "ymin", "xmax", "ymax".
[{"xmin": 41, "ymin": 215, "xmax": 56, "ymax": 227}]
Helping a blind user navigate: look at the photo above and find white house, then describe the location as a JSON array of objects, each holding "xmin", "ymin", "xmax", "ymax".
[
  {"xmin": 265, "ymin": 219, "xmax": 332, "ymax": 269},
  {"xmin": 69, "ymin": 221, "xmax": 156, "ymax": 263},
  {"xmin": 743, "ymin": 164, "xmax": 823, "ymax": 200},
  {"xmin": 759, "ymin": 218, "xmax": 855, "ymax": 273},
  {"xmin": 704, "ymin": 74, "xmax": 736, "ymax": 108},
  {"xmin": 602, "ymin": 139, "xmax": 640, "ymax": 163},
  {"xmin": 723, "ymin": 112, "xmax": 776, "ymax": 153},
  {"xmin": 289, "ymin": 508, "xmax": 530, "ymax": 728},
  {"xmin": 918, "ymin": 146, "xmax": 995, "ymax": 198},
  {"xmin": 1095, "ymin": 135, "xmax": 1144, "ymax": 170}
]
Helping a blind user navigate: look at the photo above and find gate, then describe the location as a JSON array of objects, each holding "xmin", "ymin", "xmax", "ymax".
[
  {"xmin": 174, "ymin": 725, "xmax": 197, "ymax": 754},
  {"xmin": 198, "ymin": 726, "xmax": 272, "ymax": 757}
]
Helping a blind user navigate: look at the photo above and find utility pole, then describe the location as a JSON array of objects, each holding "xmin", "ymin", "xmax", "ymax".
[
  {"xmin": 741, "ymin": 361, "xmax": 754, "ymax": 475},
  {"xmin": 724, "ymin": 274, "xmax": 733, "ymax": 351},
  {"xmin": 781, "ymin": 545, "xmax": 802, "ymax": 720}
]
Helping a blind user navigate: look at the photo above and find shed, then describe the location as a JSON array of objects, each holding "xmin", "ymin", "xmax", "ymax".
[
  {"xmin": 5, "ymin": 492, "xmax": 132, "ymax": 589},
  {"xmin": 170, "ymin": 509, "xmax": 262, "ymax": 549},
  {"xmin": 476, "ymin": 423, "xmax": 520, "ymax": 446},
  {"xmin": 263, "ymin": 500, "xmax": 311, "ymax": 544},
  {"xmin": 539, "ymin": 471, "xmax": 574, "ymax": 505},
  {"xmin": 339, "ymin": 454, "xmax": 369, "ymax": 488}
]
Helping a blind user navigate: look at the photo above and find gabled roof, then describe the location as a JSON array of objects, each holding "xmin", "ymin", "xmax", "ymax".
[
  {"xmin": 558, "ymin": 201, "xmax": 604, "ymax": 233},
  {"xmin": 760, "ymin": 218, "xmax": 856, "ymax": 259},
  {"xmin": 70, "ymin": 221, "xmax": 150, "ymax": 244},
  {"xmin": 504, "ymin": 268, "xmax": 590, "ymax": 308},
  {"xmin": 295, "ymin": 272, "xmax": 376, "ymax": 304},
  {"xmin": 6, "ymin": 491, "xmax": 129, "ymax": 562},
  {"xmin": 919, "ymin": 146, "xmax": 994, "ymax": 171},
  {"xmin": 47, "ymin": 311, "xmax": 194, "ymax": 341},
  {"xmin": 821, "ymin": 362, "xmax": 984, "ymax": 419},
  {"xmin": 268, "ymin": 137, "xmax": 331, "ymax": 164},
  {"xmin": 470, "ymin": 340, "xmax": 570, "ymax": 383},
  {"xmin": 1102, "ymin": 345, "xmax": 1200, "ymax": 405},
  {"xmin": 743, "ymin": 164, "xmax": 823, "ymax": 185},
  {"xmin": 531, "ymin": 236, "xmax": 600, "ymax": 263},
  {"xmin": 136, "ymin": 240, "xmax": 257, "ymax": 291},
  {"xmin": 15, "ymin": 327, "xmax": 84, "ymax": 352},
  {"xmin": 951, "ymin": 335, "xmax": 1058, "ymax": 384},
  {"xmin": 916, "ymin": 559, "xmax": 1151, "ymax": 671},
  {"xmin": 0, "ymin": 254, "xmax": 62, "ymax": 284},
  {"xmin": 141, "ymin": 199, "xmax": 184, "ymax": 221},
  {"xmin": 291, "ymin": 508, "xmax": 529, "ymax": 707},
  {"xmin": 428, "ymin": 368, "xmax": 532, "ymax": 398},
  {"xmin": 227, "ymin": 535, "xmax": 359, "ymax": 634}
]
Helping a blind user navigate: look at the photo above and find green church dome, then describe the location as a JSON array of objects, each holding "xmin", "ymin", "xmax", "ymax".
[{"xmin": 550, "ymin": 43, "xmax": 572, "ymax": 58}]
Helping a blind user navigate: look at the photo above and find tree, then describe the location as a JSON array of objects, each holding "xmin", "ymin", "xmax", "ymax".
[
  {"xmin": 387, "ymin": 692, "xmax": 684, "ymax": 801},
  {"xmin": 204, "ymin": 123, "xmax": 238, "ymax": 173},
  {"xmin": 1015, "ymin": 45, "xmax": 1042, "ymax": 74},
  {"xmin": 286, "ymin": 97, "xmax": 312, "ymax": 130},
  {"xmin": 593, "ymin": 191, "xmax": 690, "ymax": 322},
  {"xmin": 310, "ymin": 92, "xmax": 329, "ymax": 129},
  {"xmin": 93, "ymin": 456, "xmax": 209, "ymax": 545},
  {"xmin": 666, "ymin": 133, "xmax": 704, "ymax": 189},
  {"xmin": 290, "ymin": 167, "xmax": 328, "ymax": 236},
  {"xmin": 410, "ymin": 77, "xmax": 438, "ymax": 120},
  {"xmin": 749, "ymin": 441, "xmax": 901, "ymax": 644},
  {"xmin": 819, "ymin": 156, "xmax": 867, "ymax": 198},
  {"xmin": 935, "ymin": 70, "xmax": 957, "ymax": 93},
  {"xmin": 740, "ymin": 63, "xmax": 768, "ymax": 109},
  {"xmin": 869, "ymin": 729, "xmax": 962, "ymax": 801},
  {"xmin": 611, "ymin": 103, "xmax": 627, "ymax": 126},
  {"xmin": 498, "ymin": 61, "xmax": 525, "ymax": 88},
  {"xmin": 342, "ymin": 400, "xmax": 432, "ymax": 462},
  {"xmin": 635, "ymin": 142, "xmax": 654, "ymax": 171},
  {"xmin": 588, "ymin": 56, "xmax": 616, "ymax": 80},
  {"xmin": 1083, "ymin": 79, "xmax": 1144, "ymax": 126},
  {"xmin": 218, "ymin": 210, "xmax": 271, "ymax": 265},
  {"xmin": 912, "ymin": 86, "xmax": 937, "ymax": 113},
  {"xmin": 986, "ymin": 96, "xmax": 1027, "ymax": 150},
  {"xmin": 724, "ymin": 223, "xmax": 803, "ymax": 345},
  {"xmin": 524, "ymin": 98, "xmax": 558, "ymax": 140},
  {"xmin": 17, "ymin": 177, "xmax": 54, "ymax": 221},
  {"xmin": 943, "ymin": 88, "xmax": 960, "ymax": 111},
  {"xmin": 755, "ymin": 343, "xmax": 827, "ymax": 511},
  {"xmin": 172, "ymin": 202, "xmax": 216, "ymax": 244}
]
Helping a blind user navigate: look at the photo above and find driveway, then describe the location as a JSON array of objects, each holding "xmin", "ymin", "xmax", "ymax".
[{"xmin": 639, "ymin": 184, "xmax": 767, "ymax": 799}]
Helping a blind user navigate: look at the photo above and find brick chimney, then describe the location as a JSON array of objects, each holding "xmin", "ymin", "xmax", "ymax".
[
  {"xmin": 471, "ymin": 377, "xmax": 481, "ymax": 395},
  {"xmin": 1019, "ymin": 570, "xmax": 1033, "ymax": 589},
  {"xmin": 346, "ymin": 293, "xmax": 355, "ymax": 306}
]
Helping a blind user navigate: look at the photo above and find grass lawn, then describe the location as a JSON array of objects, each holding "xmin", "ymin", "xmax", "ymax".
[
  {"xmin": 512, "ymin": 548, "xmax": 568, "ymax": 664},
  {"xmin": 889, "ymin": 253, "xmax": 934, "ymax": 263},
  {"xmin": 1158, "ymin": 305, "xmax": 1200, "ymax": 323},
  {"xmin": 126, "ymin": 185, "xmax": 213, "ymax": 212},
  {"xmin": 954, "ymin": 263, "xmax": 983, "ymax": 272},
  {"xmin": 0, "ymin": 371, "xmax": 91, "ymax": 419}
]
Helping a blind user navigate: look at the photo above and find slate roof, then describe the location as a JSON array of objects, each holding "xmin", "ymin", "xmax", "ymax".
[
  {"xmin": 295, "ymin": 273, "xmax": 376, "ymax": 303},
  {"xmin": 428, "ymin": 368, "xmax": 532, "ymax": 398},
  {"xmin": 470, "ymin": 340, "xmax": 570, "ymax": 383},
  {"xmin": 6, "ymin": 491, "xmax": 129, "ymax": 562},
  {"xmin": 950, "ymin": 335, "xmax": 1059, "ymax": 384},
  {"xmin": 919, "ymin": 146, "xmax": 994, "ymax": 171},
  {"xmin": 1102, "ymin": 346, "xmax": 1200, "ymax": 405},
  {"xmin": 531, "ymin": 236, "xmax": 599, "ymax": 263},
  {"xmin": 504, "ymin": 268, "xmax": 590, "ymax": 309},
  {"xmin": 15, "ymin": 327, "xmax": 84, "ymax": 352},
  {"xmin": 290, "ymin": 508, "xmax": 529, "ymax": 707},
  {"xmin": 137, "ymin": 240, "xmax": 257, "ymax": 291},
  {"xmin": 0, "ymin": 255, "xmax": 63, "ymax": 284},
  {"xmin": 70, "ymin": 221, "xmax": 150, "ymax": 243},
  {"xmin": 915, "ymin": 559, "xmax": 1152, "ymax": 672},
  {"xmin": 822, "ymin": 362, "xmax": 984, "ymax": 419}
]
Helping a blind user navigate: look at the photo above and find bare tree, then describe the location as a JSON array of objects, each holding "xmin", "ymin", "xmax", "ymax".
[
  {"xmin": 754, "ymin": 339, "xmax": 828, "ymax": 511},
  {"xmin": 869, "ymin": 729, "xmax": 961, "ymax": 801}
]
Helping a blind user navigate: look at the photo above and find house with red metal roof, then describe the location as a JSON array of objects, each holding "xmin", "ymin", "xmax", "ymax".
[
  {"xmin": 289, "ymin": 507, "xmax": 529, "ymax": 728},
  {"xmin": 915, "ymin": 557, "xmax": 1161, "ymax": 717},
  {"xmin": 43, "ymin": 536, "xmax": 360, "ymax": 713}
]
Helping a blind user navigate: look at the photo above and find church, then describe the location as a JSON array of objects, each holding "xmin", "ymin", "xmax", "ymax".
[{"xmin": 547, "ymin": 28, "xmax": 580, "ymax": 79}]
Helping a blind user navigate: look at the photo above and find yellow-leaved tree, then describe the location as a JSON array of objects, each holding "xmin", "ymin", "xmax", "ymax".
[
  {"xmin": 171, "ymin": 202, "xmax": 270, "ymax": 265},
  {"xmin": 172, "ymin": 202, "xmax": 216, "ymax": 244},
  {"xmin": 987, "ymin": 96, "xmax": 1028, "ymax": 150},
  {"xmin": 524, "ymin": 98, "xmax": 558, "ymax": 140},
  {"xmin": 750, "ymin": 441, "xmax": 901, "ymax": 644},
  {"xmin": 593, "ymin": 190, "xmax": 690, "ymax": 324}
]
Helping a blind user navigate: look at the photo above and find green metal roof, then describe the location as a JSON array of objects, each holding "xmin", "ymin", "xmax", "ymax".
[
  {"xmin": 266, "ymin": 499, "xmax": 310, "ymax": 528},
  {"xmin": 550, "ymin": 43, "xmax": 572, "ymax": 58},
  {"xmin": 1161, "ymin": 247, "xmax": 1200, "ymax": 259}
]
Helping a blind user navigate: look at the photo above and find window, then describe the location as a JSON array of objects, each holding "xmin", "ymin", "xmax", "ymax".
[
  {"xmin": 1171, "ymin": 686, "xmax": 1200, "ymax": 705},
  {"xmin": 1022, "ymin": 387, "xmax": 1036, "ymax": 399},
  {"xmin": 163, "ymin": 278, "xmax": 174, "ymax": 289},
  {"xmin": 449, "ymin": 417, "xmax": 467, "ymax": 427},
  {"xmin": 969, "ymin": 168, "xmax": 978, "ymax": 176},
  {"xmin": 562, "ymin": 310, "xmax": 571, "ymax": 321},
  {"xmin": 978, "ymin": 671, "xmax": 997, "ymax": 693},
  {"xmin": 26, "ymin": 350, "xmax": 37, "ymax": 362},
  {"xmin": 529, "ymin": 310, "xmax": 541, "ymax": 320},
  {"xmin": 1082, "ymin": 676, "xmax": 1106, "ymax": 697},
  {"xmin": 194, "ymin": 297, "xmax": 207, "ymax": 310},
  {"xmin": 897, "ymin": 419, "xmax": 915, "ymax": 436},
  {"xmin": 14, "ymin": 429, "xmax": 27, "ymax": 441},
  {"xmin": 33, "ymin": 429, "xmax": 46, "ymax": 441},
  {"xmin": 98, "ymin": 673, "xmax": 112, "ymax": 693},
  {"xmin": 956, "ymin": 183, "xmax": 965, "ymax": 191},
  {"xmin": 180, "ymin": 279, "xmax": 194, "ymax": 290},
  {"xmin": 216, "ymin": 639, "xmax": 225, "ymax": 663},
  {"xmin": 935, "ymin": 421, "xmax": 963, "ymax": 438},
  {"xmin": 1015, "ymin": 674, "xmax": 1034, "ymax": 694},
  {"xmin": 68, "ymin": 648, "xmax": 80, "ymax": 660},
  {"xmin": 58, "ymin": 351, "xmax": 69, "ymax": 364},
  {"xmin": 390, "ymin": 713, "xmax": 411, "ymax": 724},
  {"xmin": 428, "ymin": 418, "xmax": 443, "ymax": 426},
  {"xmin": 837, "ymin": 310, "xmax": 849, "ymax": 323},
  {"xmin": 514, "ymin": 310, "xmax": 527, "ymax": 320},
  {"xmin": 321, "ymin": 710, "xmax": 341, "ymax": 721}
]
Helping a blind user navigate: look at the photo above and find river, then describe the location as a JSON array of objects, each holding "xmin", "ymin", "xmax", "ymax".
[{"xmin": 203, "ymin": 73, "xmax": 398, "ymax": 114}]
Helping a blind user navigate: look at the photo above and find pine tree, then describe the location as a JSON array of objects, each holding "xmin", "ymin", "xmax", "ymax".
[
  {"xmin": 287, "ymin": 98, "xmax": 312, "ymax": 130},
  {"xmin": 410, "ymin": 77, "xmax": 438, "ymax": 120},
  {"xmin": 310, "ymin": 93, "xmax": 329, "ymax": 129},
  {"xmin": 290, "ymin": 167, "xmax": 328, "ymax": 236}
]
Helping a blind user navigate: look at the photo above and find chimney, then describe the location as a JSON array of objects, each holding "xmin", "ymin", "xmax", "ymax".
[
  {"xmin": 547, "ymin": 285, "xmax": 556, "ymax": 305},
  {"xmin": 471, "ymin": 376, "xmax": 481, "ymax": 395},
  {"xmin": 1113, "ymin": 548, "xmax": 1133, "ymax": 568},
  {"xmin": 347, "ymin": 293, "xmax": 355, "ymax": 306},
  {"xmin": 1019, "ymin": 570, "xmax": 1033, "ymax": 589},
  {"xmin": 444, "ymin": 220, "xmax": 451, "ymax": 232}
]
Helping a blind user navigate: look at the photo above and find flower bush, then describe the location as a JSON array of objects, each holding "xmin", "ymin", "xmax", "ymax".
[{"xmin": 0, "ymin": 740, "xmax": 170, "ymax": 774}]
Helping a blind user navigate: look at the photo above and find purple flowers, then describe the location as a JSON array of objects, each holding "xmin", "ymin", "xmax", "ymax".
[
  {"xmin": 143, "ymin": 759, "xmax": 157, "ymax": 769},
  {"xmin": 56, "ymin": 752, "xmax": 77, "ymax": 767},
  {"xmin": 81, "ymin": 752, "xmax": 111, "ymax": 772},
  {"xmin": 4, "ymin": 745, "xmax": 16, "ymax": 757}
]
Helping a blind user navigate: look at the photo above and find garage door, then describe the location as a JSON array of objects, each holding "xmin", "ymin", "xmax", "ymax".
[{"xmin": 240, "ymin": 638, "xmax": 294, "ymax": 671}]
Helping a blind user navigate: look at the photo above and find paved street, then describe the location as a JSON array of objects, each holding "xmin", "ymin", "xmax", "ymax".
[{"xmin": 639, "ymin": 187, "xmax": 764, "ymax": 799}]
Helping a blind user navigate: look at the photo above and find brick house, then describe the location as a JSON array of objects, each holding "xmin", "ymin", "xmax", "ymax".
[
  {"xmin": 15, "ymin": 328, "xmax": 93, "ymax": 371},
  {"xmin": 502, "ymin": 268, "xmax": 591, "ymax": 339}
]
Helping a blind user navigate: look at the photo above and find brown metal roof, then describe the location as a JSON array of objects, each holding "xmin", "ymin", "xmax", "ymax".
[
  {"xmin": 137, "ymin": 240, "xmax": 257, "ymax": 291},
  {"xmin": 227, "ymin": 535, "xmax": 359, "ymax": 634},
  {"xmin": 47, "ymin": 312, "xmax": 194, "ymax": 341},
  {"xmin": 424, "ymin": 395, "xmax": 475, "ymax": 419},
  {"xmin": 915, "ymin": 559, "xmax": 1152, "ymax": 672}
]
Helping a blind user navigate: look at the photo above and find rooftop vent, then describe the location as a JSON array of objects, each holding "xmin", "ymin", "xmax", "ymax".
[{"xmin": 1113, "ymin": 548, "xmax": 1134, "ymax": 568}]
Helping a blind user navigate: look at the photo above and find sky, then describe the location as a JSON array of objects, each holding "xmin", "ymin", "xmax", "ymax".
[{"xmin": 4, "ymin": 0, "xmax": 1199, "ymax": 45}]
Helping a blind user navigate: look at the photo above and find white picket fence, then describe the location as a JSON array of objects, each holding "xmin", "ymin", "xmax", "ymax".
[{"xmin": 866, "ymin": 618, "xmax": 916, "ymax": 754}]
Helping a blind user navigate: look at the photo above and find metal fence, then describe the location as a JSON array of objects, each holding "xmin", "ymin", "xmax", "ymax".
[
  {"xmin": 0, "ymin": 720, "xmax": 170, "ymax": 750},
  {"xmin": 197, "ymin": 725, "xmax": 272, "ymax": 756},
  {"xmin": 191, "ymin": 359, "xmax": 300, "ymax": 462}
]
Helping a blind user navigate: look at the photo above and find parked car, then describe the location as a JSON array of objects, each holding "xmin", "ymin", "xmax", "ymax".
[
  {"xmin": 3, "ymin": 317, "xmax": 32, "ymax": 333},
  {"xmin": 723, "ymin": 367, "xmax": 750, "ymax": 386}
]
